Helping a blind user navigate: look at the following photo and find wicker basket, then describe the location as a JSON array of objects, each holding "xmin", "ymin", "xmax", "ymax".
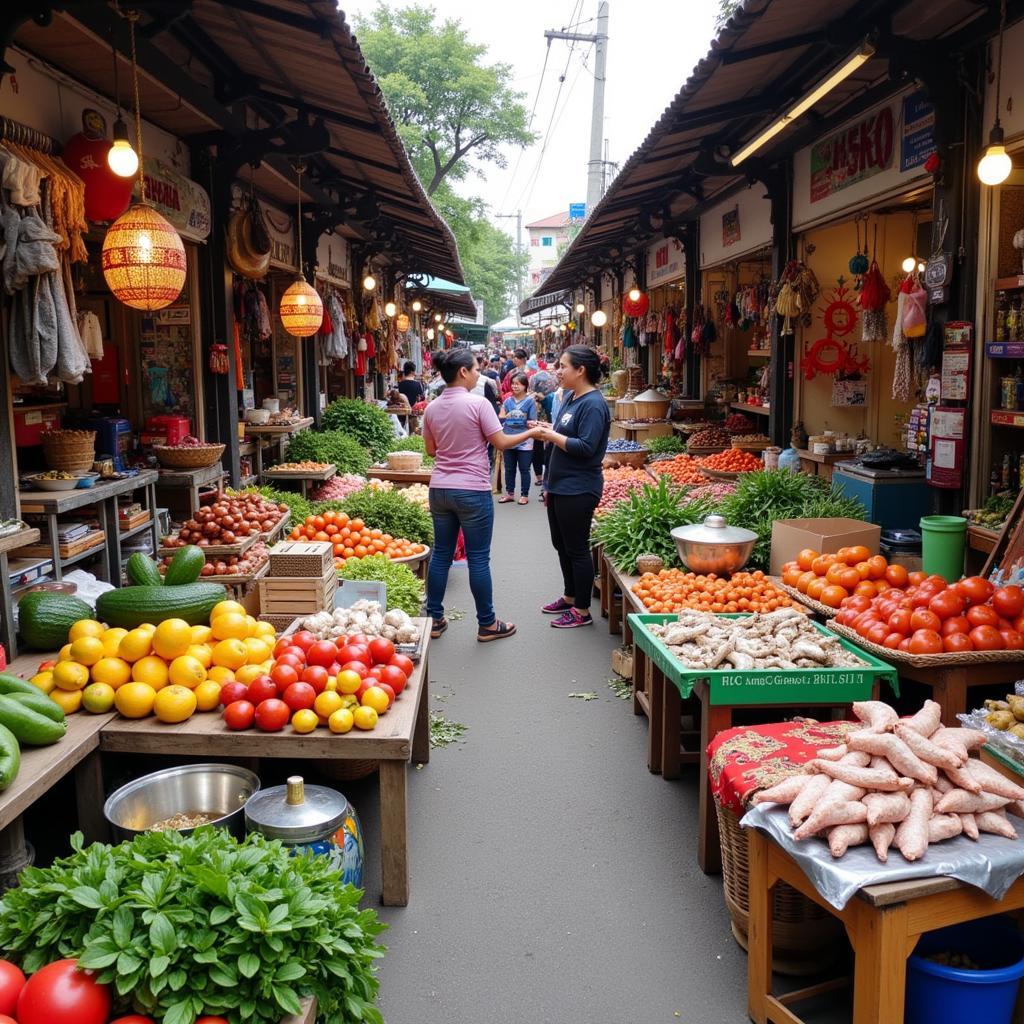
[
  {"xmin": 635, "ymin": 554, "xmax": 665, "ymax": 575},
  {"xmin": 387, "ymin": 451, "xmax": 423, "ymax": 472},
  {"xmin": 41, "ymin": 431, "xmax": 96, "ymax": 472},
  {"xmin": 318, "ymin": 760, "xmax": 379, "ymax": 781},
  {"xmin": 605, "ymin": 450, "xmax": 648, "ymax": 468},
  {"xmin": 153, "ymin": 444, "xmax": 225, "ymax": 469},
  {"xmin": 716, "ymin": 801, "xmax": 844, "ymax": 975}
]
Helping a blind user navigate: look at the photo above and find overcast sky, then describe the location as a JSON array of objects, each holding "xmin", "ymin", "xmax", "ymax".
[{"xmin": 339, "ymin": 0, "xmax": 722, "ymax": 242}]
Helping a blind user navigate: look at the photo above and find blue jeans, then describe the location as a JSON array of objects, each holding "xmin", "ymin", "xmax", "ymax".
[
  {"xmin": 427, "ymin": 489, "xmax": 495, "ymax": 627},
  {"xmin": 503, "ymin": 448, "xmax": 533, "ymax": 496}
]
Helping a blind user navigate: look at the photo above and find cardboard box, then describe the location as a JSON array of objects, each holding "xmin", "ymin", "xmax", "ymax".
[{"xmin": 770, "ymin": 518, "xmax": 881, "ymax": 576}]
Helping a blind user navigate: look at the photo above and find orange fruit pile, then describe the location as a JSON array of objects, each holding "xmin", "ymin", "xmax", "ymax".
[
  {"xmin": 780, "ymin": 546, "xmax": 907, "ymax": 608},
  {"xmin": 632, "ymin": 569, "xmax": 794, "ymax": 614},
  {"xmin": 649, "ymin": 455, "xmax": 705, "ymax": 485},
  {"xmin": 288, "ymin": 510, "xmax": 426, "ymax": 568},
  {"xmin": 699, "ymin": 449, "xmax": 763, "ymax": 472}
]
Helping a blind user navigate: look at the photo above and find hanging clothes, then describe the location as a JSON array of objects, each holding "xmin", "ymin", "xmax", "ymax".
[
  {"xmin": 324, "ymin": 292, "xmax": 347, "ymax": 360},
  {"xmin": 77, "ymin": 310, "xmax": 103, "ymax": 360}
]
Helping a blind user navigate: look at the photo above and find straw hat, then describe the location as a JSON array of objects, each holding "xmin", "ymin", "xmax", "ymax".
[{"xmin": 226, "ymin": 208, "xmax": 270, "ymax": 279}]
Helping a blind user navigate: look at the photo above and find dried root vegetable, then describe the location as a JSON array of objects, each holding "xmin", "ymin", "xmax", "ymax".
[
  {"xmin": 828, "ymin": 823, "xmax": 869, "ymax": 857},
  {"xmin": 848, "ymin": 732, "xmax": 937, "ymax": 784},
  {"xmin": 870, "ymin": 822, "xmax": 896, "ymax": 862},
  {"xmin": 894, "ymin": 788, "xmax": 933, "ymax": 862}
]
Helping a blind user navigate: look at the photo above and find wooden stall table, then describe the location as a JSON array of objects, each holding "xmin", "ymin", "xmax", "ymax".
[
  {"xmin": 367, "ymin": 467, "xmax": 433, "ymax": 489},
  {"xmin": 794, "ymin": 448, "xmax": 847, "ymax": 483},
  {"xmin": 0, "ymin": 527, "xmax": 39, "ymax": 658},
  {"xmin": 245, "ymin": 418, "xmax": 315, "ymax": 480},
  {"xmin": 600, "ymin": 554, "xmax": 652, "ymax": 726},
  {"xmin": 890, "ymin": 659, "xmax": 1013, "ymax": 727},
  {"xmin": 747, "ymin": 827, "xmax": 1024, "ymax": 1024},
  {"xmin": 263, "ymin": 464, "xmax": 336, "ymax": 498},
  {"xmin": 155, "ymin": 462, "xmax": 225, "ymax": 518},
  {"xmin": 99, "ymin": 624, "xmax": 432, "ymax": 906}
]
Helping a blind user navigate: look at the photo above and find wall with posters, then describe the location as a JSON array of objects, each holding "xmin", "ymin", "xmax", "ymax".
[{"xmin": 699, "ymin": 187, "xmax": 772, "ymax": 268}]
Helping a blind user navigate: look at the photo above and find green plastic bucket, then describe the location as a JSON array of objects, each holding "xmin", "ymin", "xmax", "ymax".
[{"xmin": 920, "ymin": 515, "xmax": 967, "ymax": 583}]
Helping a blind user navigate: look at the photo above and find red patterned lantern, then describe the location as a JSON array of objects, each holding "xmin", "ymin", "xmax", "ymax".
[
  {"xmin": 622, "ymin": 289, "xmax": 649, "ymax": 317},
  {"xmin": 102, "ymin": 203, "xmax": 187, "ymax": 310},
  {"xmin": 62, "ymin": 132, "xmax": 133, "ymax": 222}
]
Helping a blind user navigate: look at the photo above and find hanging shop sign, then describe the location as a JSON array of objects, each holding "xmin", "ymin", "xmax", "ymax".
[
  {"xmin": 900, "ymin": 91, "xmax": 937, "ymax": 173},
  {"xmin": 810, "ymin": 105, "xmax": 895, "ymax": 203},
  {"xmin": 316, "ymin": 232, "xmax": 350, "ymax": 286},
  {"xmin": 722, "ymin": 207, "xmax": 741, "ymax": 248},
  {"xmin": 646, "ymin": 237, "xmax": 684, "ymax": 286},
  {"xmin": 258, "ymin": 200, "xmax": 297, "ymax": 272},
  {"xmin": 132, "ymin": 159, "xmax": 211, "ymax": 243}
]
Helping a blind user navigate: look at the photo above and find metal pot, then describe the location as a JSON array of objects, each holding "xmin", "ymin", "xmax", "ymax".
[
  {"xmin": 671, "ymin": 514, "xmax": 757, "ymax": 575},
  {"xmin": 262, "ymin": 398, "xmax": 281, "ymax": 414},
  {"xmin": 244, "ymin": 408, "xmax": 270, "ymax": 425},
  {"xmin": 103, "ymin": 763, "xmax": 259, "ymax": 842},
  {"xmin": 633, "ymin": 388, "xmax": 671, "ymax": 420}
]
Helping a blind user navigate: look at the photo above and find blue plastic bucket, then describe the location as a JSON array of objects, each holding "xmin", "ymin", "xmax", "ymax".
[{"xmin": 906, "ymin": 917, "xmax": 1024, "ymax": 1024}]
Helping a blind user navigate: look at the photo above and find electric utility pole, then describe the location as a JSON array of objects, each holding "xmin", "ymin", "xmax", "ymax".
[
  {"xmin": 495, "ymin": 209, "xmax": 524, "ymax": 310},
  {"xmin": 545, "ymin": 0, "xmax": 609, "ymax": 217}
]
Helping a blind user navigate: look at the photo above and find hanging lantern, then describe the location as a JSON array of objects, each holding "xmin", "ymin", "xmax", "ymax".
[
  {"xmin": 280, "ymin": 279, "xmax": 324, "ymax": 337},
  {"xmin": 101, "ymin": 203, "xmax": 186, "ymax": 310},
  {"xmin": 63, "ymin": 128, "xmax": 133, "ymax": 222},
  {"xmin": 208, "ymin": 343, "xmax": 230, "ymax": 374},
  {"xmin": 396, "ymin": 313, "xmax": 410, "ymax": 332},
  {"xmin": 622, "ymin": 290, "xmax": 649, "ymax": 317}
]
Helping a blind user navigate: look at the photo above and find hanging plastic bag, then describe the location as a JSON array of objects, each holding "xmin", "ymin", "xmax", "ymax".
[{"xmin": 902, "ymin": 282, "xmax": 927, "ymax": 338}]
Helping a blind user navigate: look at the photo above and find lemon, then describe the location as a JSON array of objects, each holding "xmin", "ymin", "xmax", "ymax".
[
  {"xmin": 208, "ymin": 666, "xmax": 236, "ymax": 685},
  {"xmin": 234, "ymin": 664, "xmax": 263, "ymax": 685},
  {"xmin": 190, "ymin": 625, "xmax": 213, "ymax": 644},
  {"xmin": 101, "ymin": 628, "xmax": 129, "ymax": 657},
  {"xmin": 186, "ymin": 643, "xmax": 213, "ymax": 669},
  {"xmin": 314, "ymin": 691, "xmax": 344, "ymax": 720},
  {"xmin": 118, "ymin": 629, "xmax": 152, "ymax": 663},
  {"xmin": 69, "ymin": 636, "xmax": 104, "ymax": 667},
  {"xmin": 244, "ymin": 615, "xmax": 258, "ymax": 638},
  {"xmin": 291, "ymin": 709, "xmax": 318, "ymax": 734},
  {"xmin": 53, "ymin": 661, "xmax": 89, "ymax": 691},
  {"xmin": 68, "ymin": 619, "xmax": 105, "ymax": 641},
  {"xmin": 194, "ymin": 680, "xmax": 223, "ymax": 711},
  {"xmin": 91, "ymin": 657, "xmax": 131, "ymax": 689},
  {"xmin": 57, "ymin": 643, "xmax": 74, "ymax": 662},
  {"xmin": 340, "ymin": 694, "xmax": 359, "ymax": 710},
  {"xmin": 82, "ymin": 682, "xmax": 116, "ymax": 714},
  {"xmin": 211, "ymin": 638, "xmax": 248, "ymax": 670},
  {"xmin": 210, "ymin": 599, "xmax": 246, "ymax": 621},
  {"xmin": 211, "ymin": 612, "xmax": 249, "ymax": 642},
  {"xmin": 50, "ymin": 688, "xmax": 82, "ymax": 713},
  {"xmin": 352, "ymin": 705, "xmax": 378, "ymax": 731},
  {"xmin": 30, "ymin": 670, "xmax": 55, "ymax": 694},
  {"xmin": 115, "ymin": 682, "xmax": 156, "ymax": 718},
  {"xmin": 154, "ymin": 684, "xmax": 197, "ymax": 724},
  {"xmin": 243, "ymin": 637, "xmax": 271, "ymax": 664},
  {"xmin": 328, "ymin": 707, "xmax": 354, "ymax": 734},
  {"xmin": 254, "ymin": 621, "xmax": 276, "ymax": 639},
  {"xmin": 168, "ymin": 655, "xmax": 206, "ymax": 690},
  {"xmin": 360, "ymin": 686, "xmax": 390, "ymax": 714},
  {"xmin": 131, "ymin": 656, "xmax": 169, "ymax": 690},
  {"xmin": 136, "ymin": 623, "xmax": 157, "ymax": 635},
  {"xmin": 152, "ymin": 618, "xmax": 193, "ymax": 660}
]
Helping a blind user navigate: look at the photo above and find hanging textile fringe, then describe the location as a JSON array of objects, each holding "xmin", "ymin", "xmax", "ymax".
[{"xmin": 891, "ymin": 290, "xmax": 912, "ymax": 402}]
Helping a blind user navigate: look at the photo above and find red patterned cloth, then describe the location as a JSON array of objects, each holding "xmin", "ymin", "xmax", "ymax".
[{"xmin": 708, "ymin": 719, "xmax": 857, "ymax": 815}]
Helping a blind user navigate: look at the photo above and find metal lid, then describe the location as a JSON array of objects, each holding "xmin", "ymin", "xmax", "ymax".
[
  {"xmin": 244, "ymin": 776, "xmax": 348, "ymax": 844},
  {"xmin": 671, "ymin": 514, "xmax": 758, "ymax": 545},
  {"xmin": 634, "ymin": 388, "xmax": 669, "ymax": 403}
]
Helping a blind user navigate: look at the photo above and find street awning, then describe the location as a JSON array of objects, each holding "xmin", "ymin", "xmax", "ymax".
[
  {"xmin": 406, "ymin": 277, "xmax": 478, "ymax": 320},
  {"xmin": 519, "ymin": 289, "xmax": 570, "ymax": 319}
]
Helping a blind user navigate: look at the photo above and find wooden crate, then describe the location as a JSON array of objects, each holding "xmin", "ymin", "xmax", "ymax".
[
  {"xmin": 119, "ymin": 510, "xmax": 151, "ymax": 531},
  {"xmin": 267, "ymin": 540, "xmax": 333, "ymax": 577},
  {"xmin": 17, "ymin": 529, "xmax": 105, "ymax": 559},
  {"xmin": 258, "ymin": 566, "xmax": 336, "ymax": 615}
]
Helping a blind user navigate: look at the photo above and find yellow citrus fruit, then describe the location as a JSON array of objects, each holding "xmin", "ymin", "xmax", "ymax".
[
  {"xmin": 101, "ymin": 628, "xmax": 129, "ymax": 657},
  {"xmin": 352, "ymin": 705, "xmax": 378, "ymax": 731},
  {"xmin": 340, "ymin": 694, "xmax": 359, "ymax": 710},
  {"xmin": 115, "ymin": 682, "xmax": 156, "ymax": 718},
  {"xmin": 82, "ymin": 682, "xmax": 116, "ymax": 714},
  {"xmin": 194, "ymin": 680, "xmax": 222, "ymax": 712},
  {"xmin": 243, "ymin": 637, "xmax": 271, "ymax": 664},
  {"xmin": 291, "ymin": 709, "xmax": 319, "ymax": 734},
  {"xmin": 244, "ymin": 615, "xmax": 259, "ymax": 638},
  {"xmin": 254, "ymin": 621, "xmax": 276, "ymax": 639},
  {"xmin": 30, "ymin": 670, "xmax": 55, "ymax": 694},
  {"xmin": 152, "ymin": 618, "xmax": 193, "ymax": 660},
  {"xmin": 186, "ymin": 643, "xmax": 213, "ymax": 669},
  {"xmin": 57, "ymin": 643, "xmax": 74, "ymax": 661},
  {"xmin": 53, "ymin": 661, "xmax": 89, "ymax": 691},
  {"xmin": 190, "ymin": 625, "xmax": 213, "ymax": 644},
  {"xmin": 50, "ymin": 688, "xmax": 82, "ymax": 713},
  {"xmin": 324, "ymin": 676, "xmax": 338, "ymax": 692},
  {"xmin": 131, "ymin": 656, "xmax": 169, "ymax": 689},
  {"xmin": 136, "ymin": 623, "xmax": 157, "ymax": 635},
  {"xmin": 211, "ymin": 612, "xmax": 249, "ymax": 641},
  {"xmin": 360, "ymin": 686, "xmax": 390, "ymax": 714},
  {"xmin": 208, "ymin": 666, "xmax": 236, "ymax": 685},
  {"xmin": 336, "ymin": 669, "xmax": 362, "ymax": 695},
  {"xmin": 70, "ymin": 636, "xmax": 104, "ymax": 667},
  {"xmin": 234, "ymin": 664, "xmax": 263, "ymax": 685},
  {"xmin": 211, "ymin": 638, "xmax": 248, "ymax": 670},
  {"xmin": 154, "ymin": 684, "xmax": 197, "ymax": 723},
  {"xmin": 118, "ymin": 629, "xmax": 152, "ymax": 663},
  {"xmin": 91, "ymin": 657, "xmax": 131, "ymax": 689},
  {"xmin": 211, "ymin": 599, "xmax": 246, "ymax": 621},
  {"xmin": 328, "ymin": 707, "xmax": 354, "ymax": 734},
  {"xmin": 314, "ymin": 691, "xmax": 344, "ymax": 720},
  {"xmin": 168, "ymin": 655, "xmax": 206, "ymax": 690},
  {"xmin": 68, "ymin": 619, "xmax": 104, "ymax": 641}
]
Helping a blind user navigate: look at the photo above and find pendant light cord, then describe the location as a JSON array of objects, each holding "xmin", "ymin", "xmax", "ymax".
[
  {"xmin": 127, "ymin": 9, "xmax": 145, "ymax": 200},
  {"xmin": 295, "ymin": 163, "xmax": 305, "ymax": 280},
  {"xmin": 110, "ymin": 7, "xmax": 122, "ymax": 121},
  {"xmin": 995, "ymin": 0, "xmax": 1007, "ymax": 130}
]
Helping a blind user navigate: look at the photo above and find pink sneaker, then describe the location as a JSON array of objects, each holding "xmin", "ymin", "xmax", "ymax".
[
  {"xmin": 551, "ymin": 609, "xmax": 593, "ymax": 629},
  {"xmin": 541, "ymin": 597, "xmax": 572, "ymax": 614}
]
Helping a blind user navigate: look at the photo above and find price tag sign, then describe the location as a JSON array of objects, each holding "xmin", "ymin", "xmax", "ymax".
[{"xmin": 335, "ymin": 580, "xmax": 387, "ymax": 608}]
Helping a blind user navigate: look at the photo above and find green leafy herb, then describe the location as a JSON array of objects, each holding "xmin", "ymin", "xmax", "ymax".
[
  {"xmin": 429, "ymin": 711, "xmax": 467, "ymax": 748},
  {"xmin": 643, "ymin": 435, "xmax": 686, "ymax": 456},
  {"xmin": 334, "ymin": 487, "xmax": 433, "ymax": 545},
  {"xmin": 0, "ymin": 829, "xmax": 385, "ymax": 1024},
  {"xmin": 283, "ymin": 430, "xmax": 371, "ymax": 477},
  {"xmin": 336, "ymin": 554, "xmax": 423, "ymax": 616},
  {"xmin": 607, "ymin": 675, "xmax": 631, "ymax": 700},
  {"xmin": 321, "ymin": 400, "xmax": 396, "ymax": 459}
]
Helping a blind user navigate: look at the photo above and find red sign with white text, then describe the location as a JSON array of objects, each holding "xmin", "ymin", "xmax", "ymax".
[{"xmin": 810, "ymin": 106, "xmax": 895, "ymax": 203}]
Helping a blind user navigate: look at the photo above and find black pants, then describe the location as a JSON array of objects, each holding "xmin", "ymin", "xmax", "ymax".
[
  {"xmin": 546, "ymin": 491, "xmax": 600, "ymax": 611},
  {"xmin": 531, "ymin": 441, "xmax": 548, "ymax": 479}
]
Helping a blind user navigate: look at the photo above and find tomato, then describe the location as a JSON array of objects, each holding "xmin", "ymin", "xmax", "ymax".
[
  {"xmin": 380, "ymin": 665, "xmax": 408, "ymax": 695},
  {"xmin": 389, "ymin": 653, "xmax": 414, "ymax": 676},
  {"xmin": 17, "ymin": 959, "xmax": 111, "ymax": 1024},
  {"xmin": 909, "ymin": 608, "xmax": 941, "ymax": 633},
  {"xmin": 866, "ymin": 622, "xmax": 890, "ymax": 646},
  {"xmin": 928, "ymin": 590, "xmax": 965, "ymax": 621},
  {"xmin": 223, "ymin": 700, "xmax": 255, "ymax": 730},
  {"xmin": 911, "ymin": 585, "xmax": 943, "ymax": 609},
  {"xmin": 1014, "ymin": 612, "xmax": 1024, "ymax": 634},
  {"xmin": 288, "ymin": 631, "xmax": 317, "ymax": 652},
  {"xmin": 270, "ymin": 663, "xmax": 300, "ymax": 692},
  {"xmin": 195, "ymin": 1018, "xmax": 229, "ymax": 1024},
  {"xmin": 346, "ymin": 634, "xmax": 370, "ymax": 647},
  {"xmin": 957, "ymin": 576, "xmax": 995, "ymax": 606},
  {"xmin": 883, "ymin": 633, "xmax": 904, "ymax": 649},
  {"xmin": 367, "ymin": 665, "xmax": 387, "ymax": 682},
  {"xmin": 943, "ymin": 632, "xmax": 974, "ymax": 653},
  {"xmin": 970, "ymin": 625, "xmax": 1005, "ymax": 650},
  {"xmin": 966, "ymin": 604, "xmax": 1000, "ymax": 628},
  {"xmin": 273, "ymin": 638, "xmax": 294, "ymax": 659},
  {"xmin": 218, "ymin": 681, "xmax": 248, "ymax": 707},
  {"xmin": 300, "ymin": 665, "xmax": 329, "ymax": 693},
  {"xmin": 274, "ymin": 654, "xmax": 304, "ymax": 672},
  {"xmin": 254, "ymin": 698, "xmax": 290, "ymax": 731},
  {"xmin": 1001, "ymin": 629, "xmax": 1024, "ymax": 650},
  {"xmin": 246, "ymin": 676, "xmax": 278, "ymax": 705},
  {"xmin": 866, "ymin": 555, "xmax": 888, "ymax": 580},
  {"xmin": 907, "ymin": 571, "xmax": 927, "ymax": 587},
  {"xmin": 282, "ymin": 682, "xmax": 316, "ymax": 712},
  {"xmin": 887, "ymin": 609, "xmax": 912, "ymax": 635},
  {"xmin": 111, "ymin": 1016, "xmax": 155, "ymax": 1024},
  {"xmin": 368, "ymin": 637, "xmax": 396, "ymax": 665},
  {"xmin": 993, "ymin": 586, "xmax": 1024, "ymax": 619},
  {"xmin": 0, "ymin": 1015, "xmax": 17, "ymax": 1024},
  {"xmin": 376, "ymin": 682, "xmax": 396, "ymax": 707},
  {"xmin": 941, "ymin": 615, "xmax": 970, "ymax": 637},
  {"xmin": 341, "ymin": 660, "xmax": 370, "ymax": 678},
  {"xmin": 356, "ymin": 678, "xmax": 375, "ymax": 701},
  {"xmin": 898, "ymin": 637, "xmax": 913, "ymax": 652},
  {"xmin": 0, "ymin": 961, "xmax": 25, "ymax": 1016},
  {"xmin": 338, "ymin": 644, "xmax": 370, "ymax": 666},
  {"xmin": 908, "ymin": 629, "xmax": 943, "ymax": 655},
  {"xmin": 306, "ymin": 641, "xmax": 339, "ymax": 669}
]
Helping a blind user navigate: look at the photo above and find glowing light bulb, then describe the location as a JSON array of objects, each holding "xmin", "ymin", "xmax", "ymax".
[
  {"xmin": 426, "ymin": 328, "xmax": 435, "ymax": 340},
  {"xmin": 412, "ymin": 300, "xmax": 422, "ymax": 312},
  {"xmin": 384, "ymin": 301, "xmax": 396, "ymax": 317},
  {"xmin": 575, "ymin": 303, "xmax": 585, "ymax": 314},
  {"xmin": 434, "ymin": 313, "xmax": 442, "ymax": 323},
  {"xmin": 978, "ymin": 144, "xmax": 1012, "ymax": 186},
  {"xmin": 901, "ymin": 256, "xmax": 917, "ymax": 274},
  {"xmin": 591, "ymin": 309, "xmax": 607, "ymax": 328},
  {"xmin": 628, "ymin": 287, "xmax": 641, "ymax": 302},
  {"xmin": 362, "ymin": 274, "xmax": 376, "ymax": 291},
  {"xmin": 107, "ymin": 119, "xmax": 138, "ymax": 178}
]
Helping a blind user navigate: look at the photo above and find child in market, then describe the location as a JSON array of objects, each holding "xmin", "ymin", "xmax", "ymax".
[{"xmin": 498, "ymin": 373, "xmax": 536, "ymax": 504}]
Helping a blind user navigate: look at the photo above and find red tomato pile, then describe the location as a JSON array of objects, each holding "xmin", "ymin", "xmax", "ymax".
[
  {"xmin": 833, "ymin": 572, "xmax": 1024, "ymax": 655},
  {"xmin": 219, "ymin": 629, "xmax": 413, "ymax": 734}
]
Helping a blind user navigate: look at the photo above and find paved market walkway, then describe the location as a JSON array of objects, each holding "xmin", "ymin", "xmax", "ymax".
[{"xmin": 346, "ymin": 496, "xmax": 762, "ymax": 1024}]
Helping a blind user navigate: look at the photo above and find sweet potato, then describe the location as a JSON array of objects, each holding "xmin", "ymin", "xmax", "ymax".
[
  {"xmin": 787, "ymin": 774, "xmax": 832, "ymax": 826},
  {"xmin": 863, "ymin": 791, "xmax": 911, "ymax": 827},
  {"xmin": 752, "ymin": 774, "xmax": 812, "ymax": 806},
  {"xmin": 933, "ymin": 728, "xmax": 987, "ymax": 753},
  {"xmin": 828, "ymin": 823, "xmax": 869, "ymax": 857},
  {"xmin": 976, "ymin": 810, "xmax": 1019, "ymax": 839},
  {"xmin": 894, "ymin": 788, "xmax": 933, "ymax": 862},
  {"xmin": 852, "ymin": 701, "xmax": 899, "ymax": 734},
  {"xmin": 809, "ymin": 759, "xmax": 914, "ymax": 792},
  {"xmin": 902, "ymin": 699, "xmax": 941, "ymax": 738},
  {"xmin": 794, "ymin": 800, "xmax": 868, "ymax": 840},
  {"xmin": 848, "ymin": 731, "xmax": 937, "ymax": 784},
  {"xmin": 927, "ymin": 814, "xmax": 963, "ymax": 843},
  {"xmin": 934, "ymin": 789, "xmax": 1009, "ymax": 814},
  {"xmin": 894, "ymin": 723, "xmax": 964, "ymax": 771},
  {"xmin": 942, "ymin": 762, "xmax": 983, "ymax": 794},
  {"xmin": 869, "ymin": 822, "xmax": 896, "ymax": 862},
  {"xmin": 816, "ymin": 743, "xmax": 848, "ymax": 762},
  {"xmin": 960, "ymin": 812, "xmax": 979, "ymax": 840},
  {"xmin": 964, "ymin": 759, "xmax": 1024, "ymax": 801}
]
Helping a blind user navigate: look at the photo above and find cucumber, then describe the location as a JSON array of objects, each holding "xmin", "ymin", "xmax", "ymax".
[
  {"xmin": 0, "ymin": 673, "xmax": 46, "ymax": 698},
  {"xmin": 0, "ymin": 694, "xmax": 66, "ymax": 746},
  {"xmin": 127, "ymin": 552, "xmax": 163, "ymax": 587},
  {"xmin": 164, "ymin": 545, "xmax": 206, "ymax": 586},
  {"xmin": 96, "ymin": 582, "xmax": 225, "ymax": 629},
  {"xmin": 18, "ymin": 592, "xmax": 94, "ymax": 650},
  {"xmin": 0, "ymin": 723, "xmax": 20, "ymax": 791},
  {"xmin": 8, "ymin": 690, "xmax": 65, "ymax": 724}
]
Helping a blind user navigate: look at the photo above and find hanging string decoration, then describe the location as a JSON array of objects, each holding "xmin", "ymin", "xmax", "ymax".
[
  {"xmin": 848, "ymin": 216, "xmax": 869, "ymax": 287},
  {"xmin": 771, "ymin": 260, "xmax": 820, "ymax": 335},
  {"xmin": 799, "ymin": 279, "xmax": 871, "ymax": 380}
]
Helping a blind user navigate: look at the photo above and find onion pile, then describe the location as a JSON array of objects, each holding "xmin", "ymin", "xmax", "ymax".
[{"xmin": 162, "ymin": 494, "xmax": 287, "ymax": 548}]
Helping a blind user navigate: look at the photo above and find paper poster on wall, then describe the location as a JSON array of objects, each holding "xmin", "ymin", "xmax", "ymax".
[
  {"xmin": 810, "ymin": 105, "xmax": 895, "ymax": 202},
  {"xmin": 940, "ymin": 349, "xmax": 970, "ymax": 401},
  {"xmin": 722, "ymin": 207, "xmax": 740, "ymax": 247},
  {"xmin": 831, "ymin": 378, "xmax": 868, "ymax": 407},
  {"xmin": 900, "ymin": 91, "xmax": 936, "ymax": 172}
]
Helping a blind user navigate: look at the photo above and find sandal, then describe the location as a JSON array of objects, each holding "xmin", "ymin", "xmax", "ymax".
[
  {"xmin": 477, "ymin": 619, "xmax": 516, "ymax": 643},
  {"xmin": 497, "ymin": 495, "xmax": 514, "ymax": 503},
  {"xmin": 517, "ymin": 496, "xmax": 528, "ymax": 505},
  {"xmin": 430, "ymin": 617, "xmax": 448, "ymax": 638}
]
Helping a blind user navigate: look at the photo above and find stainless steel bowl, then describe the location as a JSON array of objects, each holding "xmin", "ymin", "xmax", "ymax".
[
  {"xmin": 103, "ymin": 763, "xmax": 260, "ymax": 842},
  {"xmin": 671, "ymin": 515, "xmax": 757, "ymax": 575}
]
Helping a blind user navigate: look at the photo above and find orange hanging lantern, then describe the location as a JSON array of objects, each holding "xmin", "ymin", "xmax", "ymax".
[
  {"xmin": 280, "ymin": 279, "xmax": 323, "ymax": 337},
  {"xmin": 396, "ymin": 313, "xmax": 411, "ymax": 332},
  {"xmin": 101, "ymin": 203, "xmax": 186, "ymax": 309}
]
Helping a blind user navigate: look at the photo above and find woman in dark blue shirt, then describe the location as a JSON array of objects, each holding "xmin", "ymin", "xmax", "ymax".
[{"xmin": 532, "ymin": 345, "xmax": 610, "ymax": 628}]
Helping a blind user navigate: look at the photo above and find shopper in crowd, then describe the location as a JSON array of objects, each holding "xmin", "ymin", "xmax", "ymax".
[
  {"xmin": 531, "ymin": 345, "xmax": 610, "ymax": 628},
  {"xmin": 397, "ymin": 361, "xmax": 425, "ymax": 407},
  {"xmin": 472, "ymin": 355, "xmax": 501, "ymax": 413},
  {"xmin": 500, "ymin": 348, "xmax": 529, "ymax": 397},
  {"xmin": 422, "ymin": 348, "xmax": 535, "ymax": 643},
  {"xmin": 500, "ymin": 349, "xmax": 515, "ymax": 378},
  {"xmin": 530, "ymin": 385, "xmax": 556, "ymax": 486},
  {"xmin": 497, "ymin": 372, "xmax": 536, "ymax": 505},
  {"xmin": 479, "ymin": 354, "xmax": 500, "ymax": 383}
]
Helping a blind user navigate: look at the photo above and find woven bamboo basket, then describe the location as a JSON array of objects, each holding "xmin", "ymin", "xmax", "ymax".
[
  {"xmin": 386, "ymin": 451, "xmax": 423, "ymax": 472},
  {"xmin": 828, "ymin": 621, "xmax": 1024, "ymax": 667},
  {"xmin": 153, "ymin": 444, "xmax": 225, "ymax": 469},
  {"xmin": 716, "ymin": 801, "xmax": 843, "ymax": 975},
  {"xmin": 318, "ymin": 760, "xmax": 379, "ymax": 781},
  {"xmin": 635, "ymin": 554, "xmax": 665, "ymax": 575},
  {"xmin": 605, "ymin": 450, "xmax": 648, "ymax": 468},
  {"xmin": 42, "ymin": 431, "xmax": 96, "ymax": 472}
]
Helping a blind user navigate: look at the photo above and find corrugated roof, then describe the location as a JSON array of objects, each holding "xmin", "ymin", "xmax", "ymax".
[{"xmin": 526, "ymin": 211, "xmax": 571, "ymax": 229}]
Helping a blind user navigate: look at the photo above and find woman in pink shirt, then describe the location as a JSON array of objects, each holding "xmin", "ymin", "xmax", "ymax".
[{"xmin": 422, "ymin": 349, "xmax": 536, "ymax": 642}]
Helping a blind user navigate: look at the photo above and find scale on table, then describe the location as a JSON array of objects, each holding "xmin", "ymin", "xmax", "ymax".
[
  {"xmin": 8, "ymin": 556, "xmax": 54, "ymax": 590},
  {"xmin": 833, "ymin": 449, "xmax": 933, "ymax": 531}
]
